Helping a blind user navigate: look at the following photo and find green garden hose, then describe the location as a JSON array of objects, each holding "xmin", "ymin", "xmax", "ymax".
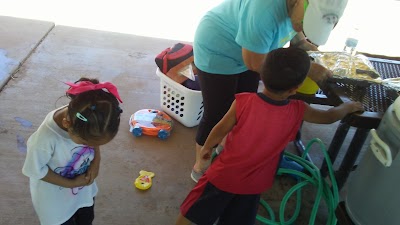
[{"xmin": 256, "ymin": 138, "xmax": 339, "ymax": 225}]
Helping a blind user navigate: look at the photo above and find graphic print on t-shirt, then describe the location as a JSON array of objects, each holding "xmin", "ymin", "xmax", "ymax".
[{"xmin": 54, "ymin": 146, "xmax": 95, "ymax": 195}]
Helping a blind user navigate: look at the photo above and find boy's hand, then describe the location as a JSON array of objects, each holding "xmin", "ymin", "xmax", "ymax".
[{"xmin": 343, "ymin": 101, "xmax": 364, "ymax": 113}]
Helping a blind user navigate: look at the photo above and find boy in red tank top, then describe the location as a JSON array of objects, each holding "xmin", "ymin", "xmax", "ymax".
[{"xmin": 176, "ymin": 47, "xmax": 363, "ymax": 225}]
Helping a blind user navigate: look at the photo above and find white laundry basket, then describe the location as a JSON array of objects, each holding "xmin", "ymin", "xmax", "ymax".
[{"xmin": 156, "ymin": 68, "xmax": 203, "ymax": 127}]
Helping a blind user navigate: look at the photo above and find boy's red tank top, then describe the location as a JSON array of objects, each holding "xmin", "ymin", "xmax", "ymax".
[{"xmin": 206, "ymin": 92, "xmax": 305, "ymax": 194}]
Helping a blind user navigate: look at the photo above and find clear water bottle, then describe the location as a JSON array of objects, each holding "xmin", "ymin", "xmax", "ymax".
[{"xmin": 344, "ymin": 28, "xmax": 359, "ymax": 56}]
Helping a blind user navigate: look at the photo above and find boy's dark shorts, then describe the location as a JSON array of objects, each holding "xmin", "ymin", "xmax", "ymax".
[{"xmin": 180, "ymin": 176, "xmax": 260, "ymax": 225}]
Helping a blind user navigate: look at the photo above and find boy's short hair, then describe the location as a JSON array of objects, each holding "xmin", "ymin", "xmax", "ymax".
[{"xmin": 261, "ymin": 48, "xmax": 311, "ymax": 93}]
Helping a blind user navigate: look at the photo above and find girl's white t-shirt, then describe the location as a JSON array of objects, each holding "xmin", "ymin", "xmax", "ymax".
[{"xmin": 22, "ymin": 107, "xmax": 98, "ymax": 225}]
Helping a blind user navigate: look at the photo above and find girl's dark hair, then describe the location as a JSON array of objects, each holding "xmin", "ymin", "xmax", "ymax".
[
  {"xmin": 66, "ymin": 77, "xmax": 122, "ymax": 142},
  {"xmin": 261, "ymin": 48, "xmax": 311, "ymax": 93}
]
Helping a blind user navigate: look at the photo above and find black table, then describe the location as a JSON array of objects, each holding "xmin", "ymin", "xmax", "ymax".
[{"xmin": 292, "ymin": 57, "xmax": 400, "ymax": 190}]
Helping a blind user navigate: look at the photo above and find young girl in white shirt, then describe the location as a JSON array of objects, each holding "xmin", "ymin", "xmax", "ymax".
[{"xmin": 22, "ymin": 77, "xmax": 123, "ymax": 225}]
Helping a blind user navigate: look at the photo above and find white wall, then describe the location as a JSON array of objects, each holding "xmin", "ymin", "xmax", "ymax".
[{"xmin": 0, "ymin": 0, "xmax": 398, "ymax": 56}]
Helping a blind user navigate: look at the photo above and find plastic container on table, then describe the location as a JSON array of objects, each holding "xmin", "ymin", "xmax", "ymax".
[{"xmin": 297, "ymin": 76, "xmax": 319, "ymax": 94}]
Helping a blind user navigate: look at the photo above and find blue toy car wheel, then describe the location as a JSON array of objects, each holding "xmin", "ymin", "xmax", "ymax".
[
  {"xmin": 158, "ymin": 129, "xmax": 170, "ymax": 140},
  {"xmin": 132, "ymin": 126, "xmax": 143, "ymax": 137}
]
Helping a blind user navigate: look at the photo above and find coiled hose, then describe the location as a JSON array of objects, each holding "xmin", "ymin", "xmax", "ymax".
[{"xmin": 256, "ymin": 138, "xmax": 339, "ymax": 225}]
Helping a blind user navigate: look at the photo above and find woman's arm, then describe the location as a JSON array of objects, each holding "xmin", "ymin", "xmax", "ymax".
[
  {"xmin": 242, "ymin": 32, "xmax": 318, "ymax": 74},
  {"xmin": 290, "ymin": 32, "xmax": 319, "ymax": 51},
  {"xmin": 308, "ymin": 62, "xmax": 333, "ymax": 83},
  {"xmin": 242, "ymin": 48, "xmax": 265, "ymax": 73},
  {"xmin": 242, "ymin": 32, "xmax": 329, "ymax": 82},
  {"xmin": 290, "ymin": 32, "xmax": 333, "ymax": 82}
]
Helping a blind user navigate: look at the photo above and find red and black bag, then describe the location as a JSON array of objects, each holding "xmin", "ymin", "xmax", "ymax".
[{"xmin": 155, "ymin": 43, "xmax": 197, "ymax": 84}]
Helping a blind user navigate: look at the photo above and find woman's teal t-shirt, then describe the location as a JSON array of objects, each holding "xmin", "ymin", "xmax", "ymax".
[{"xmin": 194, "ymin": 0, "xmax": 296, "ymax": 75}]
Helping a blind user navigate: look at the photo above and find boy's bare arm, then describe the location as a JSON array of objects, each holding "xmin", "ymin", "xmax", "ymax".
[
  {"xmin": 303, "ymin": 101, "xmax": 364, "ymax": 124},
  {"xmin": 200, "ymin": 101, "xmax": 238, "ymax": 159}
]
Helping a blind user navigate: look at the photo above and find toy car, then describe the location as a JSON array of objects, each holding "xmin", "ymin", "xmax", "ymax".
[{"xmin": 129, "ymin": 109, "xmax": 173, "ymax": 140}]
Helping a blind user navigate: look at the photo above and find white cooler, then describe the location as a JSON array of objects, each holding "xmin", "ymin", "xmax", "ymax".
[{"xmin": 346, "ymin": 96, "xmax": 400, "ymax": 224}]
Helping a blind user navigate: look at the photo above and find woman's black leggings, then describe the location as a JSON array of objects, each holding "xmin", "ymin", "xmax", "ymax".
[{"xmin": 195, "ymin": 69, "xmax": 260, "ymax": 146}]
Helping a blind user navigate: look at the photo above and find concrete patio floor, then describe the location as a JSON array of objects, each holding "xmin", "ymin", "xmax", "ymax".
[{"xmin": 0, "ymin": 16, "xmax": 369, "ymax": 225}]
